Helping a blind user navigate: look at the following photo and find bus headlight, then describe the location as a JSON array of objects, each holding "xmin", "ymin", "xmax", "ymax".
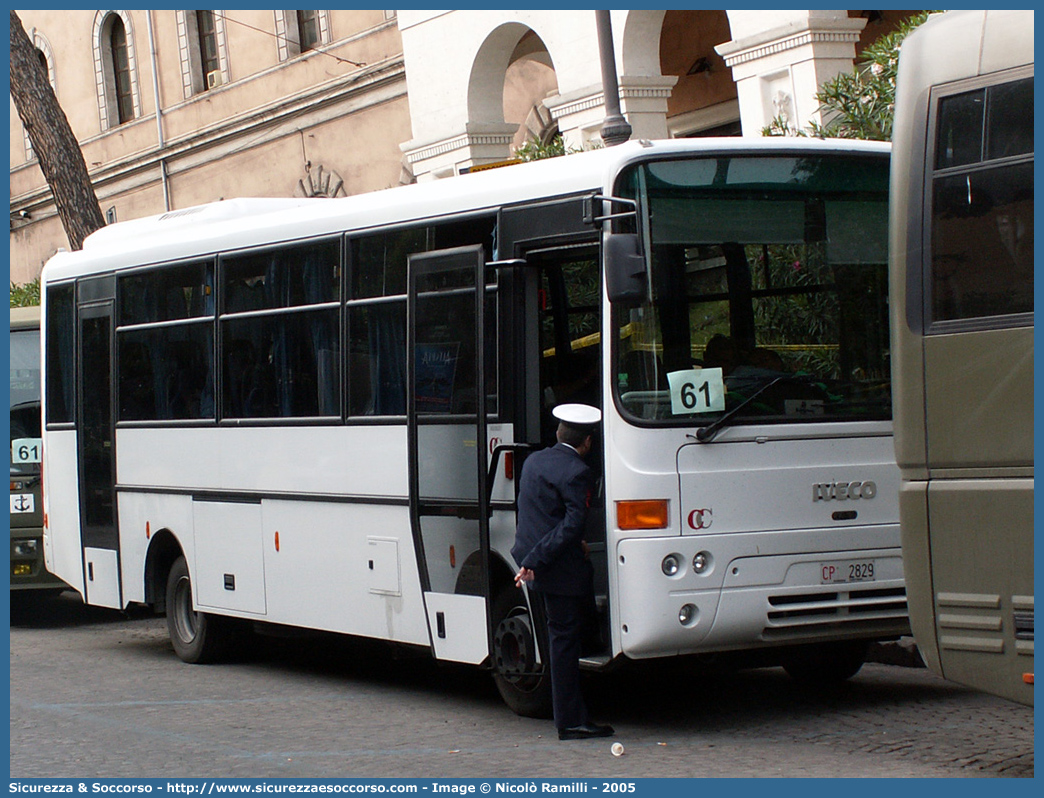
[
  {"xmin": 693, "ymin": 551, "xmax": 711, "ymax": 574},
  {"xmin": 661, "ymin": 554, "xmax": 681, "ymax": 576},
  {"xmin": 679, "ymin": 604, "xmax": 698, "ymax": 626},
  {"xmin": 12, "ymin": 540, "xmax": 38, "ymax": 557}
]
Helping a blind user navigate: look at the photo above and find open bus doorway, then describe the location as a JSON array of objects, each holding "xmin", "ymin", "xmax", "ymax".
[{"xmin": 529, "ymin": 244, "xmax": 610, "ymax": 656}]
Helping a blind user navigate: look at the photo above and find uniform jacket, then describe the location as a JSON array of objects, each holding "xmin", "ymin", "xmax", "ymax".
[{"xmin": 511, "ymin": 442, "xmax": 593, "ymax": 596}]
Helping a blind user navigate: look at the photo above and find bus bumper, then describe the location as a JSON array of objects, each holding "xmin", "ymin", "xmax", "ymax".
[{"xmin": 615, "ymin": 530, "xmax": 909, "ymax": 659}]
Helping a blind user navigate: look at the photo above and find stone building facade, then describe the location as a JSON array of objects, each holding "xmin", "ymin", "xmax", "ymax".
[
  {"xmin": 10, "ymin": 10, "xmax": 409, "ymax": 285},
  {"xmin": 9, "ymin": 9, "xmax": 918, "ymax": 286}
]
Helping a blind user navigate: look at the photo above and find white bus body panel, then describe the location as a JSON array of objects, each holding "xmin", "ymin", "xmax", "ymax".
[
  {"xmin": 192, "ymin": 500, "xmax": 266, "ymax": 615},
  {"xmin": 116, "ymin": 426, "xmax": 409, "ymax": 497},
  {"xmin": 114, "ymin": 424, "xmax": 432, "ymax": 646},
  {"xmin": 83, "ymin": 547, "xmax": 121, "ymax": 609},
  {"xmin": 118, "ymin": 491, "xmax": 194, "ymax": 604},
  {"xmin": 423, "ymin": 592, "xmax": 489, "ymax": 664},
  {"xmin": 416, "ymin": 424, "xmax": 483, "ymax": 501},
  {"xmin": 261, "ymin": 501, "xmax": 427, "ymax": 645},
  {"xmin": 677, "ymin": 427, "xmax": 900, "ymax": 533},
  {"xmin": 41, "ymin": 429, "xmax": 83, "ymax": 592},
  {"xmin": 116, "ymin": 489, "xmax": 432, "ymax": 646}
]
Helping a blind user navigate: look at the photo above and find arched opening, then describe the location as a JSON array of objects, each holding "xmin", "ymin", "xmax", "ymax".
[
  {"xmin": 504, "ymin": 31, "xmax": 559, "ymax": 151},
  {"xmin": 659, "ymin": 10, "xmax": 739, "ymax": 137},
  {"xmin": 468, "ymin": 23, "xmax": 559, "ymax": 158}
]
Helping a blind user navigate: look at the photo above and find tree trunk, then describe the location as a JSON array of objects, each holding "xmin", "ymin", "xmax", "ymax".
[{"xmin": 10, "ymin": 10, "xmax": 105, "ymax": 251}]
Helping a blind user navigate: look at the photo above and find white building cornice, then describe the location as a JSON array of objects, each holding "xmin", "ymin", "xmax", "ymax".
[
  {"xmin": 403, "ymin": 123, "xmax": 518, "ymax": 166},
  {"xmin": 716, "ymin": 17, "xmax": 866, "ymax": 68}
]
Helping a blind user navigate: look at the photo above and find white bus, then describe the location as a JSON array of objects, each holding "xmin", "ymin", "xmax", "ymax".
[
  {"xmin": 42, "ymin": 138, "xmax": 908, "ymax": 715},
  {"xmin": 890, "ymin": 10, "xmax": 1033, "ymax": 705}
]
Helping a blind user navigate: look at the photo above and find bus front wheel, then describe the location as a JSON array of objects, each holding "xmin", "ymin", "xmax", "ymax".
[
  {"xmin": 491, "ymin": 588, "xmax": 553, "ymax": 718},
  {"xmin": 165, "ymin": 555, "xmax": 232, "ymax": 664}
]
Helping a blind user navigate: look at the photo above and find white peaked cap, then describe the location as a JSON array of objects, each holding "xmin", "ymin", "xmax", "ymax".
[{"xmin": 552, "ymin": 403, "xmax": 602, "ymax": 428}]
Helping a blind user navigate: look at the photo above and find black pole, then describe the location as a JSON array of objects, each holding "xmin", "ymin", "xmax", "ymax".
[{"xmin": 595, "ymin": 10, "xmax": 632, "ymax": 146}]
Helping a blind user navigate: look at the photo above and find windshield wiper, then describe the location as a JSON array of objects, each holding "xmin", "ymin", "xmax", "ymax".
[{"xmin": 694, "ymin": 375, "xmax": 806, "ymax": 443}]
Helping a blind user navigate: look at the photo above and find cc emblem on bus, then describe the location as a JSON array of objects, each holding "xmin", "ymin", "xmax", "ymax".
[{"xmin": 687, "ymin": 508, "xmax": 713, "ymax": 530}]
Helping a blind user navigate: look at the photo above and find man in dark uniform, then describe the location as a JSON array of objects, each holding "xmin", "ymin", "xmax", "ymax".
[{"xmin": 512, "ymin": 404, "xmax": 614, "ymax": 741}]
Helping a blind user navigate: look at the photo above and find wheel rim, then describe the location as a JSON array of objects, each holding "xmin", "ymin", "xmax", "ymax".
[
  {"xmin": 493, "ymin": 606, "xmax": 541, "ymax": 689},
  {"xmin": 171, "ymin": 574, "xmax": 199, "ymax": 644}
]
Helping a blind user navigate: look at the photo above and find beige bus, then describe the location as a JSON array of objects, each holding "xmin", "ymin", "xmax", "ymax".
[
  {"xmin": 10, "ymin": 305, "xmax": 65, "ymax": 594},
  {"xmin": 890, "ymin": 9, "xmax": 1033, "ymax": 705}
]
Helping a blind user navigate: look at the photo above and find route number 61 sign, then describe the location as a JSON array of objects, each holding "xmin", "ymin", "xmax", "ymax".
[{"xmin": 667, "ymin": 367, "xmax": 725, "ymax": 416}]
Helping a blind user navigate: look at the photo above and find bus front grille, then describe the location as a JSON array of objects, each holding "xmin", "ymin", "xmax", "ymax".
[{"xmin": 762, "ymin": 587, "xmax": 909, "ymax": 640}]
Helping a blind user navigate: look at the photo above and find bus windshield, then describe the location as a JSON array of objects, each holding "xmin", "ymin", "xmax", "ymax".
[
  {"xmin": 612, "ymin": 153, "xmax": 891, "ymax": 426},
  {"xmin": 10, "ymin": 327, "xmax": 42, "ymax": 477}
]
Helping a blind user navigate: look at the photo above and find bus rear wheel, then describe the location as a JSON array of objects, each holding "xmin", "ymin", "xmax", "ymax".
[
  {"xmin": 165, "ymin": 555, "xmax": 232, "ymax": 664},
  {"xmin": 491, "ymin": 588, "xmax": 552, "ymax": 718},
  {"xmin": 782, "ymin": 640, "xmax": 869, "ymax": 684}
]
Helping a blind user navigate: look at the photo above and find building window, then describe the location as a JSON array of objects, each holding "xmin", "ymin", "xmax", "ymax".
[
  {"xmin": 110, "ymin": 17, "xmax": 133, "ymax": 123},
  {"xmin": 93, "ymin": 11, "xmax": 140, "ymax": 130},
  {"xmin": 197, "ymin": 11, "xmax": 220, "ymax": 85},
  {"xmin": 177, "ymin": 10, "xmax": 229, "ymax": 98},
  {"xmin": 297, "ymin": 10, "xmax": 319, "ymax": 52},
  {"xmin": 275, "ymin": 10, "xmax": 330, "ymax": 61}
]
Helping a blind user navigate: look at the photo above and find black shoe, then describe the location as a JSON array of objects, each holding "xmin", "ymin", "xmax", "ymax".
[{"xmin": 558, "ymin": 722, "xmax": 615, "ymax": 740}]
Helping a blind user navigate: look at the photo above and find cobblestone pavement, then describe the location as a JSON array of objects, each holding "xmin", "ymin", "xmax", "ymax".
[{"xmin": 9, "ymin": 593, "xmax": 1034, "ymax": 779}]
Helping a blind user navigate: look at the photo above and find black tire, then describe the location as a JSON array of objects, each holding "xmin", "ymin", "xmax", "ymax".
[
  {"xmin": 164, "ymin": 555, "xmax": 232, "ymax": 664},
  {"xmin": 782, "ymin": 640, "xmax": 869, "ymax": 684},
  {"xmin": 490, "ymin": 587, "xmax": 553, "ymax": 718}
]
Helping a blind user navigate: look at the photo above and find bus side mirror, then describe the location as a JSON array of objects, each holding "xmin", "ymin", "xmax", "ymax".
[{"xmin": 604, "ymin": 233, "xmax": 646, "ymax": 305}]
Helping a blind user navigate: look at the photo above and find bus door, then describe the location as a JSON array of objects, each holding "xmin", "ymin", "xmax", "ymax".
[
  {"xmin": 522, "ymin": 244, "xmax": 608, "ymax": 605},
  {"xmin": 76, "ymin": 281, "xmax": 122, "ymax": 609},
  {"xmin": 407, "ymin": 244, "xmax": 492, "ymax": 664},
  {"xmin": 499, "ymin": 197, "xmax": 609, "ymax": 652}
]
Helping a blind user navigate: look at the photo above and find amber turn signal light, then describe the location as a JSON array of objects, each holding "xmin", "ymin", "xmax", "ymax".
[{"xmin": 616, "ymin": 499, "xmax": 669, "ymax": 530}]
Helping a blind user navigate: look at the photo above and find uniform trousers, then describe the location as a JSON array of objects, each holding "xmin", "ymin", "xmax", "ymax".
[{"xmin": 540, "ymin": 591, "xmax": 589, "ymax": 731}]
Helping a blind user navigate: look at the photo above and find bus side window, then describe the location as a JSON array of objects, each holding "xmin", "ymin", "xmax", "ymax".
[
  {"xmin": 118, "ymin": 340, "xmax": 155, "ymax": 420},
  {"xmin": 930, "ymin": 78, "xmax": 1034, "ymax": 323}
]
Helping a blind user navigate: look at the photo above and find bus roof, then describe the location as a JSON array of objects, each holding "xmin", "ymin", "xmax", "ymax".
[
  {"xmin": 42, "ymin": 137, "xmax": 889, "ymax": 283},
  {"xmin": 897, "ymin": 10, "xmax": 1033, "ymax": 96}
]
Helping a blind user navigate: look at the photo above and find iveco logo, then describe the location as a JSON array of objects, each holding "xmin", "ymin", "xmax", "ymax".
[{"xmin": 813, "ymin": 481, "xmax": 877, "ymax": 502}]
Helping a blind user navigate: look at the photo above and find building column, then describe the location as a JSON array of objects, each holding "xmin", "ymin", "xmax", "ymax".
[
  {"xmin": 716, "ymin": 15, "xmax": 866, "ymax": 136},
  {"xmin": 545, "ymin": 74, "xmax": 677, "ymax": 150}
]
